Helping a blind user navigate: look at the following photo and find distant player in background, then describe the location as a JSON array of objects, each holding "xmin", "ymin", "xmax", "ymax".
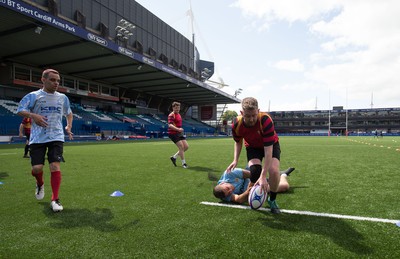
[
  {"xmin": 19, "ymin": 117, "xmax": 32, "ymax": 158},
  {"xmin": 168, "ymin": 101, "xmax": 189, "ymax": 168},
  {"xmin": 226, "ymin": 97, "xmax": 283, "ymax": 213},
  {"xmin": 17, "ymin": 68, "xmax": 73, "ymax": 212},
  {"xmin": 213, "ymin": 167, "xmax": 295, "ymax": 204}
]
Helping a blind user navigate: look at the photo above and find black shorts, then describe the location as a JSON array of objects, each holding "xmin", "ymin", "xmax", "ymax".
[
  {"xmin": 25, "ymin": 133, "xmax": 30, "ymax": 140},
  {"xmin": 29, "ymin": 141, "xmax": 65, "ymax": 166},
  {"xmin": 246, "ymin": 141, "xmax": 281, "ymax": 161},
  {"xmin": 168, "ymin": 133, "xmax": 186, "ymax": 143}
]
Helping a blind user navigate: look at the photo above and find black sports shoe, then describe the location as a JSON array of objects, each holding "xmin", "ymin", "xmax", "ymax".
[
  {"xmin": 281, "ymin": 167, "xmax": 295, "ymax": 176},
  {"xmin": 182, "ymin": 163, "xmax": 188, "ymax": 169},
  {"xmin": 268, "ymin": 198, "xmax": 281, "ymax": 214},
  {"xmin": 170, "ymin": 156, "xmax": 177, "ymax": 167}
]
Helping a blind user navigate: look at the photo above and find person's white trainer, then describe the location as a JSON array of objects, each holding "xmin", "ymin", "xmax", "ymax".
[
  {"xmin": 50, "ymin": 199, "xmax": 63, "ymax": 212},
  {"xmin": 35, "ymin": 184, "xmax": 45, "ymax": 200}
]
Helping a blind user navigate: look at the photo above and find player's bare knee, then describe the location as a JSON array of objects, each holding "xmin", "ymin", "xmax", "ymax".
[
  {"xmin": 49, "ymin": 163, "xmax": 60, "ymax": 172},
  {"xmin": 278, "ymin": 182, "xmax": 289, "ymax": 192},
  {"xmin": 32, "ymin": 165, "xmax": 44, "ymax": 174},
  {"xmin": 249, "ymin": 164, "xmax": 262, "ymax": 183}
]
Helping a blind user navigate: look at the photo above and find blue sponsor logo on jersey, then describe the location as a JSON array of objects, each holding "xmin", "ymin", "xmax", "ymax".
[{"xmin": 41, "ymin": 106, "xmax": 61, "ymax": 113}]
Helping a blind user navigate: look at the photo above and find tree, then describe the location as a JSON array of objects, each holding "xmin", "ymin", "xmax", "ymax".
[{"xmin": 221, "ymin": 110, "xmax": 238, "ymax": 122}]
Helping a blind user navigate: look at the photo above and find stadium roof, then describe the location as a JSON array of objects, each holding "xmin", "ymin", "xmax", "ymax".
[{"xmin": 0, "ymin": 2, "xmax": 240, "ymax": 106}]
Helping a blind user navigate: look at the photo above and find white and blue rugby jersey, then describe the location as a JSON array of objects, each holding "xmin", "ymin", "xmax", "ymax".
[
  {"xmin": 17, "ymin": 89, "xmax": 72, "ymax": 144},
  {"xmin": 217, "ymin": 168, "xmax": 250, "ymax": 202}
]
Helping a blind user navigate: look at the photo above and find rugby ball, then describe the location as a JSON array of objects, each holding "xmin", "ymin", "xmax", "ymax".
[{"xmin": 248, "ymin": 184, "xmax": 267, "ymax": 210}]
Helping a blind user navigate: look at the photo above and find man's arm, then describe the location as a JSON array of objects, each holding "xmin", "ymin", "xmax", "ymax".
[
  {"xmin": 227, "ymin": 140, "xmax": 243, "ymax": 172},
  {"xmin": 17, "ymin": 111, "xmax": 31, "ymax": 118},
  {"xmin": 256, "ymin": 145, "xmax": 273, "ymax": 192},
  {"xmin": 168, "ymin": 123, "xmax": 182, "ymax": 132},
  {"xmin": 242, "ymin": 169, "xmax": 251, "ymax": 178},
  {"xmin": 19, "ymin": 123, "xmax": 24, "ymax": 137},
  {"xmin": 230, "ymin": 187, "xmax": 250, "ymax": 204},
  {"xmin": 17, "ymin": 111, "xmax": 48, "ymax": 128},
  {"xmin": 65, "ymin": 112, "xmax": 74, "ymax": 140}
]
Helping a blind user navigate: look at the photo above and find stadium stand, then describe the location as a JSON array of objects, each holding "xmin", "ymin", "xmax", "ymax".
[
  {"xmin": 0, "ymin": 97, "xmax": 217, "ymax": 141},
  {"xmin": 0, "ymin": 0, "xmax": 243, "ymax": 143}
]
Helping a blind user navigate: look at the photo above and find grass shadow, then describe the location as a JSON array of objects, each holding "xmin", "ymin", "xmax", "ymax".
[
  {"xmin": 282, "ymin": 186, "xmax": 309, "ymax": 194},
  {"xmin": 188, "ymin": 166, "xmax": 215, "ymax": 173},
  {"xmin": 0, "ymin": 172, "xmax": 9, "ymax": 181},
  {"xmin": 40, "ymin": 202, "xmax": 122, "ymax": 232},
  {"xmin": 207, "ymin": 172, "xmax": 219, "ymax": 181},
  {"xmin": 255, "ymin": 210, "xmax": 374, "ymax": 256}
]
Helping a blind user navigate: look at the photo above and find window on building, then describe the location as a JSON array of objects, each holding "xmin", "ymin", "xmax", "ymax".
[
  {"xmin": 14, "ymin": 67, "xmax": 31, "ymax": 81},
  {"xmin": 110, "ymin": 88, "xmax": 119, "ymax": 97},
  {"xmin": 89, "ymin": 83, "xmax": 99, "ymax": 94},
  {"xmin": 32, "ymin": 70, "xmax": 42, "ymax": 83},
  {"xmin": 78, "ymin": 81, "xmax": 89, "ymax": 91},
  {"xmin": 63, "ymin": 77, "xmax": 75, "ymax": 89},
  {"xmin": 102, "ymin": 86, "xmax": 110, "ymax": 95}
]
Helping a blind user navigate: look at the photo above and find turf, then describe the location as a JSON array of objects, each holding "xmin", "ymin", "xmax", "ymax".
[{"xmin": 0, "ymin": 136, "xmax": 399, "ymax": 258}]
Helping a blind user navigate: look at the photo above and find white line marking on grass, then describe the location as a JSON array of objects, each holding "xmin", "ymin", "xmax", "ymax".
[
  {"xmin": 200, "ymin": 202, "xmax": 400, "ymax": 225},
  {"xmin": 0, "ymin": 153, "xmax": 17, "ymax": 156}
]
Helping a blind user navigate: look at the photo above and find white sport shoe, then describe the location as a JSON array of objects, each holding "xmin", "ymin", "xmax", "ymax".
[
  {"xmin": 35, "ymin": 184, "xmax": 45, "ymax": 200},
  {"xmin": 182, "ymin": 163, "xmax": 188, "ymax": 169},
  {"xmin": 51, "ymin": 199, "xmax": 63, "ymax": 212}
]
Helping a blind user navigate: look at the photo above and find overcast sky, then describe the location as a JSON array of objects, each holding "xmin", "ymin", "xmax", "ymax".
[{"xmin": 136, "ymin": 0, "xmax": 400, "ymax": 112}]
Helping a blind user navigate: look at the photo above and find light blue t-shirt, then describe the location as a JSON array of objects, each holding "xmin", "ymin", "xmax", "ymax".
[
  {"xmin": 217, "ymin": 168, "xmax": 250, "ymax": 202},
  {"xmin": 17, "ymin": 89, "xmax": 72, "ymax": 144}
]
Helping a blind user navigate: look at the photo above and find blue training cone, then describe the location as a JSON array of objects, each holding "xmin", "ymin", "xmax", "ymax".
[{"xmin": 110, "ymin": 190, "xmax": 124, "ymax": 197}]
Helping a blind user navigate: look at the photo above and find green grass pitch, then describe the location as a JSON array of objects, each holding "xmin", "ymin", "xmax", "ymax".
[{"xmin": 1, "ymin": 136, "xmax": 399, "ymax": 258}]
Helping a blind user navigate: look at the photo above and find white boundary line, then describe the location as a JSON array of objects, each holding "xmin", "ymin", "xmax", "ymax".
[
  {"xmin": 0, "ymin": 152, "xmax": 17, "ymax": 156},
  {"xmin": 200, "ymin": 202, "xmax": 400, "ymax": 225}
]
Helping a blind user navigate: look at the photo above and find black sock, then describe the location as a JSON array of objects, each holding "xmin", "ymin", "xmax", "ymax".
[
  {"xmin": 270, "ymin": 192, "xmax": 277, "ymax": 201},
  {"xmin": 24, "ymin": 145, "xmax": 29, "ymax": 155}
]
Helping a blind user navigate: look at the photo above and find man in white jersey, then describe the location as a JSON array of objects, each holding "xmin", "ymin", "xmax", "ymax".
[{"xmin": 17, "ymin": 69, "xmax": 73, "ymax": 212}]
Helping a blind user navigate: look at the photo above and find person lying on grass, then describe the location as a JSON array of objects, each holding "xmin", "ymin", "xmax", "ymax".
[{"xmin": 213, "ymin": 167, "xmax": 295, "ymax": 204}]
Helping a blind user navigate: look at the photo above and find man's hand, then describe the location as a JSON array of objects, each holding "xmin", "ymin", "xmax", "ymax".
[
  {"xmin": 255, "ymin": 177, "xmax": 268, "ymax": 193},
  {"xmin": 31, "ymin": 113, "xmax": 48, "ymax": 128},
  {"xmin": 65, "ymin": 125, "xmax": 74, "ymax": 140},
  {"xmin": 226, "ymin": 161, "xmax": 237, "ymax": 173}
]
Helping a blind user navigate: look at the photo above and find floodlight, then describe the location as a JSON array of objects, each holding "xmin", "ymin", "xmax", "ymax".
[{"xmin": 35, "ymin": 26, "xmax": 42, "ymax": 34}]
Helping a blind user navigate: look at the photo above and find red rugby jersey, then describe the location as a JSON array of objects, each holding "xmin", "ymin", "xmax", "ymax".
[
  {"xmin": 232, "ymin": 112, "xmax": 278, "ymax": 148},
  {"xmin": 168, "ymin": 111, "xmax": 182, "ymax": 135},
  {"xmin": 21, "ymin": 117, "xmax": 32, "ymax": 134}
]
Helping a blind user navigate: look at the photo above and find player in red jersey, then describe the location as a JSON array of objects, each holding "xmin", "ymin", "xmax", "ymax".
[
  {"xmin": 19, "ymin": 117, "xmax": 32, "ymax": 158},
  {"xmin": 168, "ymin": 101, "xmax": 189, "ymax": 168},
  {"xmin": 226, "ymin": 97, "xmax": 282, "ymax": 213}
]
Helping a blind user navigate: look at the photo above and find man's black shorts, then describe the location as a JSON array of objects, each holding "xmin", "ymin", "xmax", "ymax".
[
  {"xmin": 246, "ymin": 141, "xmax": 281, "ymax": 161},
  {"xmin": 30, "ymin": 141, "xmax": 65, "ymax": 166},
  {"xmin": 168, "ymin": 133, "xmax": 186, "ymax": 143}
]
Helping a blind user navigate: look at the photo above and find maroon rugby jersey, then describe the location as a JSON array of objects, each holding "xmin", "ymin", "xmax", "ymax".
[
  {"xmin": 232, "ymin": 112, "xmax": 278, "ymax": 148},
  {"xmin": 168, "ymin": 111, "xmax": 182, "ymax": 135},
  {"xmin": 21, "ymin": 117, "xmax": 32, "ymax": 134}
]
